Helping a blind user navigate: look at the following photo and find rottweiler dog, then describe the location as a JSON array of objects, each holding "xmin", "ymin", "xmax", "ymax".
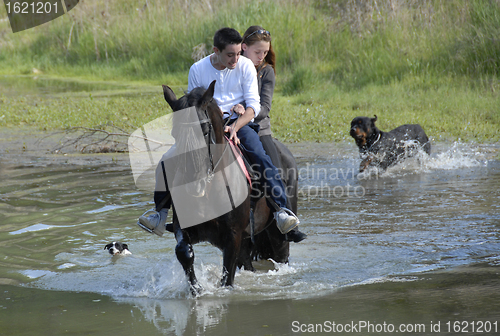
[{"xmin": 350, "ymin": 115, "xmax": 431, "ymax": 172}]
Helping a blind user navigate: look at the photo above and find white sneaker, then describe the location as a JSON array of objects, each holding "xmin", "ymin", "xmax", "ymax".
[
  {"xmin": 274, "ymin": 208, "xmax": 299, "ymax": 234},
  {"xmin": 137, "ymin": 209, "xmax": 168, "ymax": 237}
]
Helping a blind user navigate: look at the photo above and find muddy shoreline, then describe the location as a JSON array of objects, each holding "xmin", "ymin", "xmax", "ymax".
[
  {"xmin": 2, "ymin": 127, "xmax": 498, "ymax": 165},
  {"xmin": 0, "ymin": 127, "xmax": 131, "ymax": 167}
]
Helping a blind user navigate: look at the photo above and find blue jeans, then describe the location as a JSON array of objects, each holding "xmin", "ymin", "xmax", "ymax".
[
  {"xmin": 154, "ymin": 122, "xmax": 288, "ymax": 211},
  {"xmin": 237, "ymin": 123, "xmax": 288, "ymax": 209}
]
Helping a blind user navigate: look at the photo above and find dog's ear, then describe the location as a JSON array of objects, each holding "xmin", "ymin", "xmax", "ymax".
[
  {"xmin": 122, "ymin": 243, "xmax": 129, "ymax": 250},
  {"xmin": 371, "ymin": 115, "xmax": 378, "ymax": 125},
  {"xmin": 104, "ymin": 243, "xmax": 112, "ymax": 250}
]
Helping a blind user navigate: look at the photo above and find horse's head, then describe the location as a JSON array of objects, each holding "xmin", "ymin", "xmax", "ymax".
[{"xmin": 162, "ymin": 81, "xmax": 224, "ymax": 197}]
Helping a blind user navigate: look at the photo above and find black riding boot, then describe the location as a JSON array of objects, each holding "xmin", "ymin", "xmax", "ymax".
[{"xmin": 285, "ymin": 228, "xmax": 307, "ymax": 243}]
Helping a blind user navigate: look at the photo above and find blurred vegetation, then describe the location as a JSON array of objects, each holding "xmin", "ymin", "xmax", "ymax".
[{"xmin": 0, "ymin": 0, "xmax": 499, "ymax": 142}]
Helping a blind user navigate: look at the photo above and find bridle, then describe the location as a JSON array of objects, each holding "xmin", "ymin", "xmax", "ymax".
[{"xmin": 177, "ymin": 102, "xmax": 231, "ymax": 184}]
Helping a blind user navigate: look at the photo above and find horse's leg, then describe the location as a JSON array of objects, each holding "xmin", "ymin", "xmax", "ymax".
[
  {"xmin": 236, "ymin": 205, "xmax": 256, "ymax": 272},
  {"xmin": 220, "ymin": 230, "xmax": 242, "ymax": 287},
  {"xmin": 172, "ymin": 212, "xmax": 201, "ymax": 294},
  {"xmin": 237, "ymin": 237, "xmax": 256, "ymax": 272}
]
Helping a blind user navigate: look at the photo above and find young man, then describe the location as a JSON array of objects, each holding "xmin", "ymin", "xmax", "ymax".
[{"xmin": 139, "ymin": 27, "xmax": 304, "ymax": 240}]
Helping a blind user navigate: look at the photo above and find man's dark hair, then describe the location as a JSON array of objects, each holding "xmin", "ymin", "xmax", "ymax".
[{"xmin": 213, "ymin": 27, "xmax": 243, "ymax": 52}]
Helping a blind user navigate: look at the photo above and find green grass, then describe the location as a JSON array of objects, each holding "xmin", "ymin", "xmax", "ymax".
[
  {"xmin": 273, "ymin": 76, "xmax": 500, "ymax": 143},
  {"xmin": 0, "ymin": 0, "xmax": 499, "ymax": 143},
  {"xmin": 0, "ymin": 90, "xmax": 169, "ymax": 131},
  {"xmin": 1, "ymin": 76, "xmax": 498, "ymax": 143}
]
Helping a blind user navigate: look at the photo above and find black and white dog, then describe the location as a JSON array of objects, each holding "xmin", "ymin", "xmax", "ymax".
[{"xmin": 104, "ymin": 242, "xmax": 131, "ymax": 256}]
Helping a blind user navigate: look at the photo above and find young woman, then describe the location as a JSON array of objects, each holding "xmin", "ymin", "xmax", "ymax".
[
  {"xmin": 241, "ymin": 26, "xmax": 280, "ymax": 168},
  {"xmin": 241, "ymin": 26, "xmax": 306, "ymax": 243}
]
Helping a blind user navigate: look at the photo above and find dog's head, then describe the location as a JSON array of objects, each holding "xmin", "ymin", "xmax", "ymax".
[
  {"xmin": 350, "ymin": 115, "xmax": 378, "ymax": 148},
  {"xmin": 104, "ymin": 242, "xmax": 131, "ymax": 256}
]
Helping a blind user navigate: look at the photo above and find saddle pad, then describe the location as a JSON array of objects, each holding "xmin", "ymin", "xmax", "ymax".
[{"xmin": 225, "ymin": 136, "xmax": 252, "ymax": 186}]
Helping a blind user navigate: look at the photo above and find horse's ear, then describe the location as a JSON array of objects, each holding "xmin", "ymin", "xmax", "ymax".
[
  {"xmin": 202, "ymin": 80, "xmax": 216, "ymax": 102},
  {"xmin": 371, "ymin": 115, "xmax": 378, "ymax": 124},
  {"xmin": 162, "ymin": 85, "xmax": 177, "ymax": 109}
]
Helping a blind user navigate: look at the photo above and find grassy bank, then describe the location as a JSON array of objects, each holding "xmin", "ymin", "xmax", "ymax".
[
  {"xmin": 0, "ymin": 0, "xmax": 499, "ymax": 142},
  {"xmin": 1, "ymin": 76, "xmax": 498, "ymax": 142}
]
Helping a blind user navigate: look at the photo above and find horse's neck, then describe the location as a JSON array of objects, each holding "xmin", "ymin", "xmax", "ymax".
[
  {"xmin": 213, "ymin": 130, "xmax": 228, "ymax": 164},
  {"xmin": 204, "ymin": 104, "xmax": 228, "ymax": 161},
  {"xmin": 207, "ymin": 111, "xmax": 225, "ymax": 145}
]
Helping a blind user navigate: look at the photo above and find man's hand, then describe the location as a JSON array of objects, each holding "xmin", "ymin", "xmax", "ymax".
[
  {"xmin": 231, "ymin": 104, "xmax": 245, "ymax": 115},
  {"xmin": 224, "ymin": 106, "xmax": 255, "ymax": 146},
  {"xmin": 224, "ymin": 125, "xmax": 240, "ymax": 145}
]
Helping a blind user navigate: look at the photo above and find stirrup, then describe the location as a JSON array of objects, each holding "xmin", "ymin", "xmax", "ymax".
[
  {"xmin": 136, "ymin": 208, "xmax": 158, "ymax": 234},
  {"xmin": 280, "ymin": 208, "xmax": 300, "ymax": 226},
  {"xmin": 274, "ymin": 207, "xmax": 300, "ymax": 234}
]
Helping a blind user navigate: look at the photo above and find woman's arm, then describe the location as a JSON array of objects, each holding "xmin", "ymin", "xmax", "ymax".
[
  {"xmin": 224, "ymin": 107, "xmax": 255, "ymax": 145},
  {"xmin": 255, "ymin": 66, "xmax": 275, "ymax": 122}
]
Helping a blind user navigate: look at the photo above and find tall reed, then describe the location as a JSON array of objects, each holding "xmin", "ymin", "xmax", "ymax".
[{"xmin": 0, "ymin": 0, "xmax": 499, "ymax": 90}]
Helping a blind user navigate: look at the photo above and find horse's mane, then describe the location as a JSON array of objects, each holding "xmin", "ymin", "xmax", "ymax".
[
  {"xmin": 176, "ymin": 87, "xmax": 224, "ymax": 137},
  {"xmin": 176, "ymin": 87, "xmax": 206, "ymax": 110}
]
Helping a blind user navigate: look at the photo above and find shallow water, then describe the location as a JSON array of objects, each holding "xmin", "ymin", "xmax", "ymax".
[{"xmin": 0, "ymin": 133, "xmax": 499, "ymax": 335}]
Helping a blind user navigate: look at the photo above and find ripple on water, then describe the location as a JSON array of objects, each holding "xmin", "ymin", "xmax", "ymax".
[{"xmin": 0, "ymin": 141, "xmax": 498, "ymax": 302}]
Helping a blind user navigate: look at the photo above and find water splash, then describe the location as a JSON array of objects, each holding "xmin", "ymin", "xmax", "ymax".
[
  {"xmin": 382, "ymin": 141, "xmax": 489, "ymax": 176},
  {"xmin": 426, "ymin": 141, "xmax": 488, "ymax": 170}
]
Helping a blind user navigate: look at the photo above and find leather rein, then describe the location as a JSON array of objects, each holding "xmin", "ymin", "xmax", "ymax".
[{"xmin": 178, "ymin": 104, "xmax": 232, "ymax": 184}]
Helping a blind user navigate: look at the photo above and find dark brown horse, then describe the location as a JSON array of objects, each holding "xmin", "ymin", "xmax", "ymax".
[
  {"xmin": 162, "ymin": 80, "xmax": 297, "ymax": 293},
  {"xmin": 236, "ymin": 138, "xmax": 298, "ymax": 271}
]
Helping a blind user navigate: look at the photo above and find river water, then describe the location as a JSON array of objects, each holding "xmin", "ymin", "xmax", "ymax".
[
  {"xmin": 1, "ymin": 132, "xmax": 499, "ymax": 335},
  {"xmin": 1, "ymin": 77, "xmax": 499, "ymax": 335}
]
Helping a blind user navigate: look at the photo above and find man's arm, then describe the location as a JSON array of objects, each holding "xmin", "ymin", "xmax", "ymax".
[
  {"xmin": 224, "ymin": 58, "xmax": 260, "ymax": 144},
  {"xmin": 225, "ymin": 107, "xmax": 255, "ymax": 145},
  {"xmin": 241, "ymin": 57, "xmax": 261, "ymax": 118}
]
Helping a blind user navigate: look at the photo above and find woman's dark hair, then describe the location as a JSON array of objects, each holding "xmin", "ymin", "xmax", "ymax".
[
  {"xmin": 213, "ymin": 27, "xmax": 243, "ymax": 52},
  {"xmin": 242, "ymin": 25, "xmax": 276, "ymax": 74}
]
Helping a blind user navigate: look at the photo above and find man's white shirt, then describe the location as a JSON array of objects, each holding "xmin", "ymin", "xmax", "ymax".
[{"xmin": 188, "ymin": 54, "xmax": 261, "ymax": 119}]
